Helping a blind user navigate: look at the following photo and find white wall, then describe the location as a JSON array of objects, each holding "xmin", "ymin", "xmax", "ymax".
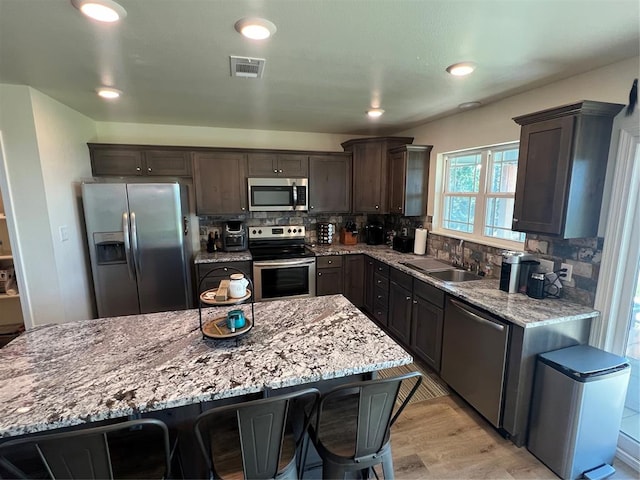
[
  {"xmin": 95, "ymin": 122, "xmax": 360, "ymax": 152},
  {"xmin": 397, "ymin": 57, "xmax": 640, "ymax": 216},
  {"xmin": 0, "ymin": 85, "xmax": 96, "ymax": 327},
  {"xmin": 30, "ymin": 89, "xmax": 96, "ymax": 322}
]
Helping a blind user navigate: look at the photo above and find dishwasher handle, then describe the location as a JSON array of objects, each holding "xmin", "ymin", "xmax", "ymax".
[{"xmin": 450, "ymin": 299, "xmax": 505, "ymax": 332}]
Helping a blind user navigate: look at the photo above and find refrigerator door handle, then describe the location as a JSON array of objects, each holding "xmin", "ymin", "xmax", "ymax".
[
  {"xmin": 122, "ymin": 212, "xmax": 135, "ymax": 279},
  {"xmin": 130, "ymin": 211, "xmax": 142, "ymax": 277}
]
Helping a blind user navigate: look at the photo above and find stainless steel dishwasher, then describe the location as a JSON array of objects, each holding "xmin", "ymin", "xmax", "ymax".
[{"xmin": 441, "ymin": 296, "xmax": 510, "ymax": 428}]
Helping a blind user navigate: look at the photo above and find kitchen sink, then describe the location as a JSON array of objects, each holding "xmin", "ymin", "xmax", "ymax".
[{"xmin": 426, "ymin": 269, "xmax": 484, "ymax": 283}]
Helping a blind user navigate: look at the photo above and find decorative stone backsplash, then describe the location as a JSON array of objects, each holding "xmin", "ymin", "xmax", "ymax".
[{"xmin": 198, "ymin": 212, "xmax": 367, "ymax": 247}]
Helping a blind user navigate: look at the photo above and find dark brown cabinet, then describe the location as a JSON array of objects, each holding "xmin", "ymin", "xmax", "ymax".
[
  {"xmin": 388, "ymin": 268, "xmax": 413, "ymax": 346},
  {"xmin": 88, "ymin": 144, "xmax": 192, "ymax": 177},
  {"xmin": 197, "ymin": 261, "xmax": 252, "ymax": 294},
  {"xmin": 343, "ymin": 254, "xmax": 364, "ymax": 308},
  {"xmin": 193, "ymin": 151, "xmax": 248, "ymax": 215},
  {"xmin": 371, "ymin": 260, "xmax": 390, "ymax": 327},
  {"xmin": 388, "ymin": 145, "xmax": 432, "ymax": 216},
  {"xmin": 363, "ymin": 256, "xmax": 376, "ymax": 314},
  {"xmin": 308, "ymin": 154, "xmax": 352, "ymax": 213},
  {"xmin": 316, "ymin": 256, "xmax": 343, "ymax": 296},
  {"xmin": 341, "ymin": 137, "xmax": 413, "ymax": 213},
  {"xmin": 411, "ymin": 280, "xmax": 444, "ymax": 371},
  {"xmin": 247, "ymin": 152, "xmax": 309, "ymax": 177},
  {"xmin": 512, "ymin": 101, "xmax": 623, "ymax": 238}
]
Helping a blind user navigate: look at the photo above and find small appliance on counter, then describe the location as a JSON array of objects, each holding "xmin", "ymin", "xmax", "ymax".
[
  {"xmin": 364, "ymin": 222, "xmax": 384, "ymax": 245},
  {"xmin": 222, "ymin": 221, "xmax": 248, "ymax": 251},
  {"xmin": 393, "ymin": 236, "xmax": 415, "ymax": 253},
  {"xmin": 316, "ymin": 222, "xmax": 335, "ymax": 245},
  {"xmin": 499, "ymin": 251, "xmax": 539, "ymax": 294}
]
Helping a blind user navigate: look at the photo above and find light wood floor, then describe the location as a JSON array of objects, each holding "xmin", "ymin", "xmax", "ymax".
[{"xmin": 387, "ymin": 393, "xmax": 638, "ymax": 480}]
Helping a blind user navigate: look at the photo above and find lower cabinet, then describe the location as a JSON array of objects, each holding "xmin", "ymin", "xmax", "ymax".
[
  {"xmin": 343, "ymin": 254, "xmax": 364, "ymax": 308},
  {"xmin": 316, "ymin": 256, "xmax": 343, "ymax": 296},
  {"xmin": 388, "ymin": 269, "xmax": 413, "ymax": 346},
  {"xmin": 196, "ymin": 262, "xmax": 252, "ymax": 295}
]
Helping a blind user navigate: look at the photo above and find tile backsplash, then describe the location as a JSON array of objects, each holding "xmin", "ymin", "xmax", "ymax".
[{"xmin": 199, "ymin": 212, "xmax": 602, "ymax": 307}]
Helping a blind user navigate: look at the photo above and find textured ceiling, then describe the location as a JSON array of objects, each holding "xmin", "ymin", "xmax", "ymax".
[{"xmin": 1, "ymin": 0, "xmax": 638, "ymax": 135}]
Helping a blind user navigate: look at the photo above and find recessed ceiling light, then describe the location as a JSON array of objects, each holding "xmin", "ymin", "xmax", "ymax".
[
  {"xmin": 458, "ymin": 101, "xmax": 482, "ymax": 110},
  {"xmin": 446, "ymin": 62, "xmax": 476, "ymax": 76},
  {"xmin": 71, "ymin": 0, "xmax": 127, "ymax": 22},
  {"xmin": 96, "ymin": 87, "xmax": 122, "ymax": 99},
  {"xmin": 234, "ymin": 18, "xmax": 277, "ymax": 40},
  {"xmin": 367, "ymin": 108, "xmax": 385, "ymax": 118}
]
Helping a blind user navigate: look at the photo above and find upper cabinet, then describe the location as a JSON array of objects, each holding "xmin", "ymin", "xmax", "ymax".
[
  {"xmin": 88, "ymin": 144, "xmax": 192, "ymax": 177},
  {"xmin": 388, "ymin": 145, "xmax": 432, "ymax": 217},
  {"xmin": 512, "ymin": 101, "xmax": 623, "ymax": 238},
  {"xmin": 247, "ymin": 152, "xmax": 309, "ymax": 177},
  {"xmin": 342, "ymin": 137, "xmax": 413, "ymax": 213},
  {"xmin": 193, "ymin": 151, "xmax": 248, "ymax": 215},
  {"xmin": 308, "ymin": 153, "xmax": 352, "ymax": 213}
]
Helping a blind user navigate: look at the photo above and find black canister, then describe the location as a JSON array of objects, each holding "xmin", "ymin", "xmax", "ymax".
[{"xmin": 527, "ymin": 273, "xmax": 546, "ymax": 299}]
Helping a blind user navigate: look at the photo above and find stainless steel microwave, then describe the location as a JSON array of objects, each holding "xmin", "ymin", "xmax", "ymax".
[{"xmin": 247, "ymin": 177, "xmax": 308, "ymax": 212}]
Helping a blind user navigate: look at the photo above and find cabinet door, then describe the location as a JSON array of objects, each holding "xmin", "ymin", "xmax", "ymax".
[
  {"xmin": 363, "ymin": 256, "xmax": 375, "ymax": 314},
  {"xmin": 145, "ymin": 150, "xmax": 192, "ymax": 177},
  {"xmin": 513, "ymin": 116, "xmax": 574, "ymax": 235},
  {"xmin": 278, "ymin": 154, "xmax": 309, "ymax": 177},
  {"xmin": 193, "ymin": 152, "xmax": 247, "ymax": 214},
  {"xmin": 309, "ymin": 154, "xmax": 352, "ymax": 213},
  {"xmin": 247, "ymin": 153, "xmax": 278, "ymax": 176},
  {"xmin": 90, "ymin": 147, "xmax": 143, "ymax": 176},
  {"xmin": 343, "ymin": 255, "xmax": 364, "ymax": 308},
  {"xmin": 411, "ymin": 294, "xmax": 444, "ymax": 371},
  {"xmin": 352, "ymin": 142, "xmax": 384, "ymax": 212},
  {"xmin": 388, "ymin": 149, "xmax": 406, "ymax": 214},
  {"xmin": 388, "ymin": 281, "xmax": 412, "ymax": 346},
  {"xmin": 316, "ymin": 268, "xmax": 343, "ymax": 296}
]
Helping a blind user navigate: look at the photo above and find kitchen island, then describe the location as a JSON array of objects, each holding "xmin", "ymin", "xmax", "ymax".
[{"xmin": 0, "ymin": 294, "xmax": 411, "ymax": 439}]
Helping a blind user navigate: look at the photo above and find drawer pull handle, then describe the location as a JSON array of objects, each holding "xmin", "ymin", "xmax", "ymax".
[
  {"xmin": 406, "ymin": 296, "xmax": 411, "ymax": 301},
  {"xmin": 377, "ymin": 295, "xmax": 382, "ymax": 299},
  {"xmin": 413, "ymin": 300, "xmax": 418, "ymax": 304},
  {"xmin": 377, "ymin": 280, "xmax": 382, "ymax": 284}
]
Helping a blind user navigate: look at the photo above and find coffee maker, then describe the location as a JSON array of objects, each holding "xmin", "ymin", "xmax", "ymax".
[
  {"xmin": 364, "ymin": 222, "xmax": 384, "ymax": 245},
  {"xmin": 222, "ymin": 221, "xmax": 248, "ymax": 251},
  {"xmin": 499, "ymin": 251, "xmax": 539, "ymax": 294}
]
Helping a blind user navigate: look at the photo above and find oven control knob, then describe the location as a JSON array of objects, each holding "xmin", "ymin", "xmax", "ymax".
[
  {"xmin": 288, "ymin": 229, "xmax": 292, "ymax": 233},
  {"xmin": 252, "ymin": 229, "xmax": 257, "ymax": 234},
  {"xmin": 258, "ymin": 229, "xmax": 262, "ymax": 234}
]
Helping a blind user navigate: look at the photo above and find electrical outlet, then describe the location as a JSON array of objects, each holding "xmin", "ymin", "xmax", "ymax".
[
  {"xmin": 561, "ymin": 262, "xmax": 573, "ymax": 282},
  {"xmin": 537, "ymin": 258, "xmax": 554, "ymax": 274}
]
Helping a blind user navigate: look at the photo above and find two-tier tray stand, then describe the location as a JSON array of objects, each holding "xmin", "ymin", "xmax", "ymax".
[{"xmin": 197, "ymin": 266, "xmax": 255, "ymax": 341}]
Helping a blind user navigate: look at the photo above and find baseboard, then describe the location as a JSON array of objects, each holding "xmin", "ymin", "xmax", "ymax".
[{"xmin": 616, "ymin": 447, "xmax": 640, "ymax": 473}]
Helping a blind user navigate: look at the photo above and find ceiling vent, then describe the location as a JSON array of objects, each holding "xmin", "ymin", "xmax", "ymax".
[{"xmin": 230, "ymin": 56, "xmax": 266, "ymax": 78}]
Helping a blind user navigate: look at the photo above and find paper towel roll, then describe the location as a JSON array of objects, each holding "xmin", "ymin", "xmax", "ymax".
[{"xmin": 414, "ymin": 228, "xmax": 427, "ymax": 255}]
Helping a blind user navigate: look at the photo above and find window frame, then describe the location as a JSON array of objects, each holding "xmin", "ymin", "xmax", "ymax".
[{"xmin": 433, "ymin": 141, "xmax": 525, "ymax": 251}]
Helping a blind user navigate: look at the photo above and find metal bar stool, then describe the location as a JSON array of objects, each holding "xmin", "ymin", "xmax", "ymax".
[
  {"xmin": 194, "ymin": 388, "xmax": 320, "ymax": 480},
  {"xmin": 0, "ymin": 418, "xmax": 172, "ymax": 479},
  {"xmin": 308, "ymin": 371, "xmax": 422, "ymax": 479}
]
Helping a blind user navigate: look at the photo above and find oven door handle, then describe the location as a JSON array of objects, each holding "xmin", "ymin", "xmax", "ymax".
[{"xmin": 254, "ymin": 258, "xmax": 315, "ymax": 268}]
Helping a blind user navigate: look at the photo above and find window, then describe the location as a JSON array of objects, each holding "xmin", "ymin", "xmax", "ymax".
[{"xmin": 438, "ymin": 143, "xmax": 525, "ymax": 247}]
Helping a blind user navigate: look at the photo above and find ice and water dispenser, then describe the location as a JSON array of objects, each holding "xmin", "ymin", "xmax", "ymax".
[{"xmin": 93, "ymin": 232, "xmax": 127, "ymax": 265}]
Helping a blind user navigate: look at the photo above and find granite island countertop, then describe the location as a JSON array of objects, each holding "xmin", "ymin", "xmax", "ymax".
[
  {"xmin": 0, "ymin": 295, "xmax": 411, "ymax": 439},
  {"xmin": 195, "ymin": 244, "xmax": 599, "ymax": 329}
]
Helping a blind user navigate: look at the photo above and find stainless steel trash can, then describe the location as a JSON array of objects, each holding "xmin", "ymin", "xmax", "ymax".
[{"xmin": 528, "ymin": 345, "xmax": 630, "ymax": 480}]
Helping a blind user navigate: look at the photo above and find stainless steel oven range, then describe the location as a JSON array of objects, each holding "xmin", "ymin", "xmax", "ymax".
[{"xmin": 249, "ymin": 225, "xmax": 316, "ymax": 302}]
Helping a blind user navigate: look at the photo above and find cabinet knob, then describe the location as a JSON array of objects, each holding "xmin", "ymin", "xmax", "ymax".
[
  {"xmin": 513, "ymin": 218, "xmax": 519, "ymax": 222},
  {"xmin": 136, "ymin": 167, "xmax": 141, "ymax": 171},
  {"xmin": 279, "ymin": 169, "xmax": 283, "ymax": 173},
  {"xmin": 273, "ymin": 169, "xmax": 278, "ymax": 173},
  {"xmin": 147, "ymin": 167, "xmax": 152, "ymax": 172},
  {"xmin": 377, "ymin": 280, "xmax": 382, "ymax": 284},
  {"xmin": 398, "ymin": 207, "xmax": 402, "ymax": 211},
  {"xmin": 224, "ymin": 268, "xmax": 228, "ymax": 271},
  {"xmin": 375, "ymin": 205, "xmax": 379, "ymax": 209},
  {"xmin": 241, "ymin": 207, "xmax": 245, "ymax": 211},
  {"xmin": 406, "ymin": 296, "xmax": 411, "ymax": 301},
  {"xmin": 318, "ymin": 272, "xmax": 322, "ymax": 276},
  {"xmin": 328, "ymin": 260, "xmax": 332, "ymax": 264},
  {"xmin": 377, "ymin": 295, "xmax": 382, "ymax": 299},
  {"xmin": 310, "ymin": 205, "xmax": 314, "ymax": 209},
  {"xmin": 413, "ymin": 300, "xmax": 418, "ymax": 304}
]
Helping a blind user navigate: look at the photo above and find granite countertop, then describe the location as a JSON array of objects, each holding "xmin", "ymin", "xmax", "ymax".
[
  {"xmin": 0, "ymin": 295, "xmax": 411, "ymax": 439},
  {"xmin": 194, "ymin": 244, "xmax": 599, "ymax": 329},
  {"xmin": 195, "ymin": 251, "xmax": 252, "ymax": 263}
]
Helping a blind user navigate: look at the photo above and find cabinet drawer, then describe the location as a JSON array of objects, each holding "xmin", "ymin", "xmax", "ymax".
[
  {"xmin": 317, "ymin": 256, "xmax": 343, "ymax": 269},
  {"xmin": 372, "ymin": 301, "xmax": 388, "ymax": 326},
  {"xmin": 374, "ymin": 260, "xmax": 389, "ymax": 277},
  {"xmin": 413, "ymin": 279, "xmax": 445, "ymax": 308},
  {"xmin": 390, "ymin": 267, "xmax": 412, "ymax": 291},
  {"xmin": 374, "ymin": 285, "xmax": 389, "ymax": 306},
  {"xmin": 373, "ymin": 272, "xmax": 389, "ymax": 290}
]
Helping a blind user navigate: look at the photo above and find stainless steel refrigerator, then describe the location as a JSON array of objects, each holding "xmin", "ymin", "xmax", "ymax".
[{"xmin": 82, "ymin": 182, "xmax": 192, "ymax": 318}]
